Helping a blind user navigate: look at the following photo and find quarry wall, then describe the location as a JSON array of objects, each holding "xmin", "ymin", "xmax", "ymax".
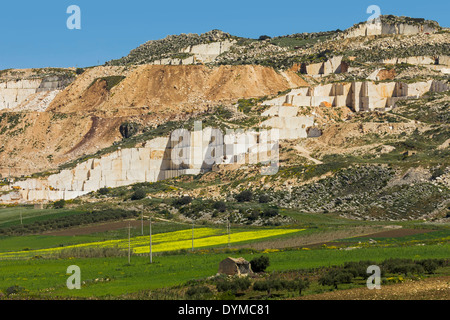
[
  {"xmin": 1, "ymin": 126, "xmax": 278, "ymax": 203},
  {"xmin": 150, "ymin": 40, "xmax": 235, "ymax": 65},
  {"xmin": 262, "ymin": 80, "xmax": 449, "ymax": 112},
  {"xmin": 0, "ymin": 76, "xmax": 72, "ymax": 111},
  {"xmin": 300, "ymin": 55, "xmax": 450, "ymax": 78},
  {"xmin": 345, "ymin": 22, "xmax": 438, "ymax": 38}
]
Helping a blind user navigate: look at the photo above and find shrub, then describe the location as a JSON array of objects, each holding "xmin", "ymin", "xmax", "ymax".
[
  {"xmin": 250, "ymin": 256, "xmax": 270, "ymax": 273},
  {"xmin": 173, "ymin": 196, "xmax": 193, "ymax": 207},
  {"xmin": 319, "ymin": 269, "xmax": 354, "ymax": 289},
  {"xmin": 262, "ymin": 207, "xmax": 278, "ymax": 218},
  {"xmin": 235, "ymin": 190, "xmax": 253, "ymax": 202},
  {"xmin": 290, "ymin": 278, "xmax": 310, "ymax": 296},
  {"xmin": 388, "ymin": 263, "xmax": 425, "ymax": 275},
  {"xmin": 216, "ymin": 277, "xmax": 251, "ymax": 294},
  {"xmin": 53, "ymin": 199, "xmax": 66, "ymax": 209},
  {"xmin": 431, "ymin": 167, "xmax": 445, "ymax": 180},
  {"xmin": 75, "ymin": 68, "xmax": 85, "ymax": 75},
  {"xmin": 253, "ymin": 278, "xmax": 307, "ymax": 295},
  {"xmin": 258, "ymin": 35, "xmax": 272, "ymax": 41},
  {"xmin": 6, "ymin": 285, "xmax": 26, "ymax": 296},
  {"xmin": 119, "ymin": 122, "xmax": 140, "ymax": 139},
  {"xmin": 131, "ymin": 189, "xmax": 147, "ymax": 201},
  {"xmin": 213, "ymin": 201, "xmax": 227, "ymax": 212},
  {"xmin": 185, "ymin": 286, "xmax": 213, "ymax": 299},
  {"xmin": 343, "ymin": 260, "xmax": 378, "ymax": 278},
  {"xmin": 258, "ymin": 194, "xmax": 270, "ymax": 203},
  {"xmin": 417, "ymin": 259, "xmax": 440, "ymax": 274},
  {"xmin": 98, "ymin": 187, "xmax": 110, "ymax": 195}
]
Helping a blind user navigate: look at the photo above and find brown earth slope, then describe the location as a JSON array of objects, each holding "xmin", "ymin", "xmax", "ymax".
[
  {"xmin": 0, "ymin": 65, "xmax": 307, "ymax": 177},
  {"xmin": 47, "ymin": 65, "xmax": 307, "ymax": 116}
]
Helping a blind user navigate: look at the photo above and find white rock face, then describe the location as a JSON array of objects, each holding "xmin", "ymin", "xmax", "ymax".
[
  {"xmin": 301, "ymin": 56, "xmax": 347, "ymax": 77},
  {"xmin": 260, "ymin": 105, "xmax": 315, "ymax": 140},
  {"xmin": 182, "ymin": 41, "xmax": 235, "ymax": 63},
  {"xmin": 261, "ymin": 116, "xmax": 314, "ymax": 140},
  {"xmin": 383, "ymin": 56, "xmax": 450, "ymax": 66},
  {"xmin": 151, "ymin": 40, "xmax": 236, "ymax": 65},
  {"xmin": 0, "ymin": 76, "xmax": 71, "ymax": 111},
  {"xmin": 262, "ymin": 80, "xmax": 449, "ymax": 112},
  {"xmin": 1, "ymin": 126, "xmax": 279, "ymax": 203},
  {"xmin": 345, "ymin": 21, "xmax": 438, "ymax": 38}
]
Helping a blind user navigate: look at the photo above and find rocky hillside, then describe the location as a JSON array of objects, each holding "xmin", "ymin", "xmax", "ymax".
[
  {"xmin": 103, "ymin": 16, "xmax": 449, "ymax": 72},
  {"xmin": 0, "ymin": 64, "xmax": 306, "ymax": 177},
  {"xmin": 0, "ymin": 15, "xmax": 449, "ymax": 223},
  {"xmin": 106, "ymin": 30, "xmax": 234, "ymax": 66}
]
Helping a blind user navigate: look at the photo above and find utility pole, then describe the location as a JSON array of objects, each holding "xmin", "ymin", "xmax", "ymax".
[
  {"xmin": 149, "ymin": 216, "xmax": 153, "ymax": 264},
  {"xmin": 227, "ymin": 218, "xmax": 230, "ymax": 248},
  {"xmin": 20, "ymin": 209, "xmax": 23, "ymax": 226},
  {"xmin": 128, "ymin": 222, "xmax": 131, "ymax": 264},
  {"xmin": 141, "ymin": 212, "xmax": 144, "ymax": 236},
  {"xmin": 192, "ymin": 221, "xmax": 194, "ymax": 252}
]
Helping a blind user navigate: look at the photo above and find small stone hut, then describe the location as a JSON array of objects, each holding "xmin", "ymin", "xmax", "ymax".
[{"xmin": 218, "ymin": 257, "xmax": 253, "ymax": 276}]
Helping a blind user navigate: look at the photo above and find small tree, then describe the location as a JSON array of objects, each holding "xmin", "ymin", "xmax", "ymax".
[
  {"xmin": 319, "ymin": 269, "xmax": 354, "ymax": 289},
  {"xmin": 250, "ymin": 255, "xmax": 270, "ymax": 273},
  {"xmin": 253, "ymin": 279, "xmax": 284, "ymax": 296},
  {"xmin": 291, "ymin": 278, "xmax": 310, "ymax": 296},
  {"xmin": 131, "ymin": 188, "xmax": 146, "ymax": 200},
  {"xmin": 174, "ymin": 196, "xmax": 192, "ymax": 206},
  {"xmin": 185, "ymin": 286, "xmax": 213, "ymax": 299},
  {"xmin": 262, "ymin": 207, "xmax": 278, "ymax": 218},
  {"xmin": 119, "ymin": 122, "xmax": 140, "ymax": 139},
  {"xmin": 235, "ymin": 190, "xmax": 253, "ymax": 202},
  {"xmin": 98, "ymin": 187, "xmax": 110, "ymax": 195},
  {"xmin": 258, "ymin": 35, "xmax": 271, "ymax": 41},
  {"xmin": 6, "ymin": 285, "xmax": 26, "ymax": 296},
  {"xmin": 53, "ymin": 199, "xmax": 66, "ymax": 209},
  {"xmin": 258, "ymin": 194, "xmax": 270, "ymax": 203},
  {"xmin": 213, "ymin": 201, "xmax": 227, "ymax": 212},
  {"xmin": 216, "ymin": 277, "xmax": 251, "ymax": 295}
]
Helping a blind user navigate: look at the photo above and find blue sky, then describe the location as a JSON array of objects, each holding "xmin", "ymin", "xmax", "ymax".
[{"xmin": 0, "ymin": 0, "xmax": 448, "ymax": 69}]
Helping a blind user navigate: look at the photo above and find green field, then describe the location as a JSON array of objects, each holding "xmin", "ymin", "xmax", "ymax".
[
  {"xmin": 0, "ymin": 207, "xmax": 86, "ymax": 228},
  {"xmin": 1, "ymin": 205, "xmax": 449, "ymax": 299},
  {"xmin": 0, "ymin": 227, "xmax": 304, "ymax": 259},
  {"xmin": 0, "ymin": 243, "xmax": 448, "ymax": 298}
]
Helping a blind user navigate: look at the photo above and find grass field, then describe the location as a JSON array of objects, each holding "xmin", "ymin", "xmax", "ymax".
[
  {"xmin": 0, "ymin": 228, "xmax": 304, "ymax": 259},
  {"xmin": 0, "ymin": 205, "xmax": 448, "ymax": 299},
  {"xmin": 0, "ymin": 207, "xmax": 86, "ymax": 228},
  {"xmin": 0, "ymin": 242, "xmax": 448, "ymax": 298}
]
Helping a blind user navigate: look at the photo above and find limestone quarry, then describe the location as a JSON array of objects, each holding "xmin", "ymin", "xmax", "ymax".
[{"xmin": 0, "ymin": 15, "xmax": 449, "ymax": 222}]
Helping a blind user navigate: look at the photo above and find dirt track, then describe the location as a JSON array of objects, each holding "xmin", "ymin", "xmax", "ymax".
[
  {"xmin": 297, "ymin": 276, "xmax": 450, "ymax": 300},
  {"xmin": 43, "ymin": 219, "xmax": 145, "ymax": 236},
  {"xmin": 360, "ymin": 228, "xmax": 434, "ymax": 238}
]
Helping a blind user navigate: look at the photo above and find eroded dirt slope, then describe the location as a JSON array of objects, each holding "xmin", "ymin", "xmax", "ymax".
[{"xmin": 0, "ymin": 65, "xmax": 307, "ymax": 176}]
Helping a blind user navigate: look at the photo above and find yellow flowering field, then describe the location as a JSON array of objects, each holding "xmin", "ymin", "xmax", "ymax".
[
  {"xmin": 0, "ymin": 228, "xmax": 303, "ymax": 259},
  {"xmin": 134, "ymin": 229, "xmax": 303, "ymax": 253}
]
